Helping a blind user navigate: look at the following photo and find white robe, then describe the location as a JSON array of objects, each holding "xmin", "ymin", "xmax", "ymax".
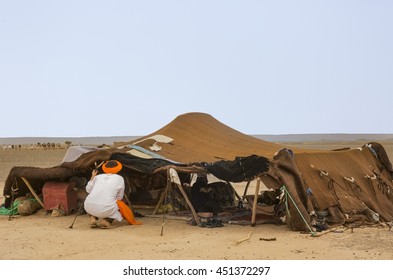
[{"xmin": 84, "ymin": 173, "xmax": 125, "ymax": 221}]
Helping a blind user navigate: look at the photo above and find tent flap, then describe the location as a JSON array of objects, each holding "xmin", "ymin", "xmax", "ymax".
[{"xmin": 207, "ymin": 155, "xmax": 269, "ymax": 183}]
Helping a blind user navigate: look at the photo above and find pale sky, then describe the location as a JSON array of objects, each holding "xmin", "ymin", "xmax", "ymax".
[{"xmin": 1, "ymin": 1, "xmax": 392, "ymax": 137}]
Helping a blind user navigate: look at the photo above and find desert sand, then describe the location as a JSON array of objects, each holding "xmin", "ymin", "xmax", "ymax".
[{"xmin": 1, "ymin": 143, "xmax": 393, "ymax": 261}]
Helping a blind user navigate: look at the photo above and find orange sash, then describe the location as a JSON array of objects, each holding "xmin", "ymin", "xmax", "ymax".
[{"xmin": 116, "ymin": 200, "xmax": 142, "ymax": 225}]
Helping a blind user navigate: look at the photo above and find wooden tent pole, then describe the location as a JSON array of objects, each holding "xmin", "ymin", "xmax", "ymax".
[
  {"xmin": 153, "ymin": 190, "xmax": 166, "ymax": 215},
  {"xmin": 243, "ymin": 181, "xmax": 251, "ymax": 198},
  {"xmin": 251, "ymin": 178, "xmax": 261, "ymax": 227},
  {"xmin": 167, "ymin": 168, "xmax": 201, "ymax": 226},
  {"xmin": 166, "ymin": 178, "xmax": 177, "ymax": 214},
  {"xmin": 160, "ymin": 169, "xmax": 172, "ymax": 236},
  {"xmin": 227, "ymin": 181, "xmax": 242, "ymax": 201},
  {"xmin": 20, "ymin": 177, "xmax": 44, "ymax": 208},
  {"xmin": 123, "ymin": 176, "xmax": 134, "ymax": 212},
  {"xmin": 176, "ymin": 183, "xmax": 201, "ymax": 226}
]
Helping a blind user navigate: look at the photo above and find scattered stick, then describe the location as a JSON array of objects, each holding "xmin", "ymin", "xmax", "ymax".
[
  {"xmin": 313, "ymin": 226, "xmax": 349, "ymax": 237},
  {"xmin": 385, "ymin": 222, "xmax": 392, "ymax": 231},
  {"xmin": 146, "ymin": 214, "xmax": 191, "ymax": 221},
  {"xmin": 259, "ymin": 237, "xmax": 276, "ymax": 241},
  {"xmin": 235, "ymin": 231, "xmax": 252, "ymax": 245}
]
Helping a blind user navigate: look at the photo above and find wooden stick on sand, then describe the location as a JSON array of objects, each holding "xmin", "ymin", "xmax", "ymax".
[
  {"xmin": 313, "ymin": 226, "xmax": 348, "ymax": 237},
  {"xmin": 235, "ymin": 231, "xmax": 253, "ymax": 245}
]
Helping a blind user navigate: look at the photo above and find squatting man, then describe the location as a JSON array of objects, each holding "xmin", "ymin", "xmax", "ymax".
[{"xmin": 84, "ymin": 160, "xmax": 125, "ymax": 229}]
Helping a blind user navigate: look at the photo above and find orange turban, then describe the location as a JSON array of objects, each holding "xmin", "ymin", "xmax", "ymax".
[{"xmin": 102, "ymin": 160, "xmax": 122, "ymax": 174}]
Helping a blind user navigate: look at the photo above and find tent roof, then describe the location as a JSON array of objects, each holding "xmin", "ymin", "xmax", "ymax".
[{"xmin": 117, "ymin": 112, "xmax": 306, "ymax": 163}]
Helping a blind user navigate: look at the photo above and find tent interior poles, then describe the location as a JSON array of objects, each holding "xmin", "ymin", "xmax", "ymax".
[{"xmin": 251, "ymin": 178, "xmax": 261, "ymax": 227}]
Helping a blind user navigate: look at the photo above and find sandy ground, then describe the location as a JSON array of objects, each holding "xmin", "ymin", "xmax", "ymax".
[{"xmin": 1, "ymin": 145, "xmax": 393, "ymax": 260}]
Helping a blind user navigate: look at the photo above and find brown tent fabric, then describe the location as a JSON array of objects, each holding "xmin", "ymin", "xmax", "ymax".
[
  {"xmin": 3, "ymin": 112, "xmax": 393, "ymax": 231},
  {"xmin": 118, "ymin": 112, "xmax": 287, "ymax": 162},
  {"xmin": 266, "ymin": 149, "xmax": 313, "ymax": 231},
  {"xmin": 3, "ymin": 148, "xmax": 119, "ymax": 207},
  {"xmin": 264, "ymin": 144, "xmax": 393, "ymax": 230}
]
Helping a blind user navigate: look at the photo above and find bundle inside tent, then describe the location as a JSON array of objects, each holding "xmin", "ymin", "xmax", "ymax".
[{"xmin": 3, "ymin": 113, "xmax": 393, "ymax": 233}]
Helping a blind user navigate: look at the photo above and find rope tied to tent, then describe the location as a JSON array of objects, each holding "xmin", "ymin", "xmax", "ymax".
[
  {"xmin": 319, "ymin": 170, "xmax": 329, "ymax": 177},
  {"xmin": 344, "ymin": 177, "xmax": 355, "ymax": 183},
  {"xmin": 344, "ymin": 176, "xmax": 361, "ymax": 193},
  {"xmin": 371, "ymin": 170, "xmax": 392, "ymax": 197},
  {"xmin": 280, "ymin": 185, "xmax": 316, "ymax": 237},
  {"xmin": 368, "ymin": 174, "xmax": 390, "ymax": 196},
  {"xmin": 316, "ymin": 167, "xmax": 345, "ymax": 198},
  {"xmin": 311, "ymin": 165, "xmax": 348, "ymax": 213},
  {"xmin": 377, "ymin": 180, "xmax": 390, "ymax": 195},
  {"xmin": 365, "ymin": 174, "xmax": 377, "ymax": 180}
]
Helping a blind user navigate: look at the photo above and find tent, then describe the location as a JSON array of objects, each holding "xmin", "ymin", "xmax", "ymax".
[
  {"xmin": 265, "ymin": 144, "xmax": 393, "ymax": 231},
  {"xmin": 3, "ymin": 112, "xmax": 393, "ymax": 232}
]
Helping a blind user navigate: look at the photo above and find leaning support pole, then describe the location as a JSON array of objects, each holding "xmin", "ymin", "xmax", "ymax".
[
  {"xmin": 251, "ymin": 178, "xmax": 261, "ymax": 227},
  {"xmin": 21, "ymin": 177, "xmax": 44, "ymax": 208},
  {"xmin": 168, "ymin": 168, "xmax": 201, "ymax": 226},
  {"xmin": 176, "ymin": 181, "xmax": 201, "ymax": 226},
  {"xmin": 153, "ymin": 190, "xmax": 166, "ymax": 215},
  {"xmin": 123, "ymin": 176, "xmax": 134, "ymax": 213},
  {"xmin": 242, "ymin": 181, "xmax": 251, "ymax": 199},
  {"xmin": 227, "ymin": 181, "xmax": 242, "ymax": 201}
]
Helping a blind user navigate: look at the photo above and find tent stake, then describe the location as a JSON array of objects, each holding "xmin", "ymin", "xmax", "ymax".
[{"xmin": 160, "ymin": 217, "xmax": 165, "ymax": 236}]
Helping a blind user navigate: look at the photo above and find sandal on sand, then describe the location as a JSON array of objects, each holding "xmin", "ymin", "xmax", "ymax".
[
  {"xmin": 206, "ymin": 218, "xmax": 223, "ymax": 228},
  {"xmin": 98, "ymin": 218, "xmax": 115, "ymax": 229},
  {"xmin": 200, "ymin": 218, "xmax": 224, "ymax": 228},
  {"xmin": 90, "ymin": 216, "xmax": 98, "ymax": 228}
]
